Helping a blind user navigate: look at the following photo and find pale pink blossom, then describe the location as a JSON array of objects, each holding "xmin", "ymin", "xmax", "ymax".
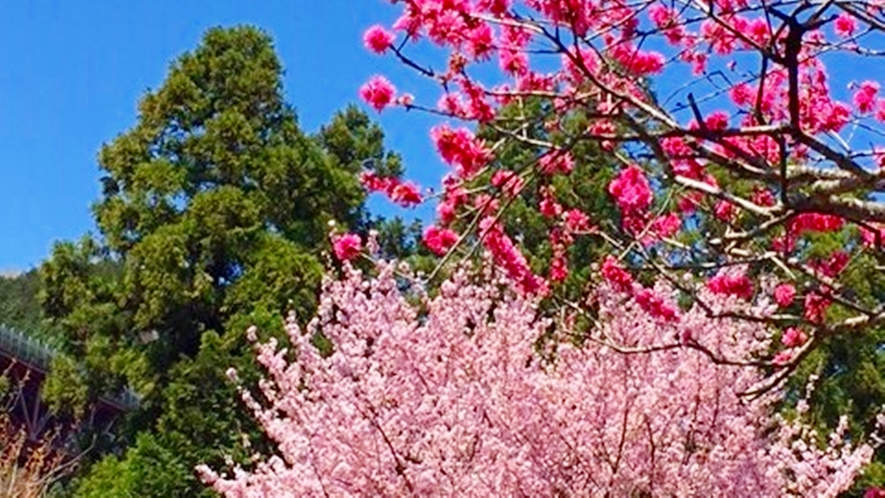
[{"xmin": 201, "ymin": 264, "xmax": 875, "ymax": 497}]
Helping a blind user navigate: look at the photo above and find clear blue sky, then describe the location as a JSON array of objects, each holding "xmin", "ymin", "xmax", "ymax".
[{"xmin": 0, "ymin": 1, "xmax": 441, "ymax": 272}]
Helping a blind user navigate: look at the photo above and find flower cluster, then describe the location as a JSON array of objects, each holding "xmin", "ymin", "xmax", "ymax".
[
  {"xmin": 200, "ymin": 263, "xmax": 876, "ymax": 497},
  {"xmin": 358, "ymin": 76, "xmax": 396, "ymax": 112},
  {"xmin": 359, "ymin": 172, "xmax": 422, "ymax": 207},
  {"xmin": 353, "ymin": 0, "xmax": 885, "ymax": 341}
]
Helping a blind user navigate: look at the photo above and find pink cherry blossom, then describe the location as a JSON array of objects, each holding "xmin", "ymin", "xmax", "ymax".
[{"xmin": 201, "ymin": 263, "xmax": 876, "ymax": 497}]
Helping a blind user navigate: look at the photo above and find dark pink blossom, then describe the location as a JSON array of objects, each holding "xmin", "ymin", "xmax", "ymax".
[
  {"xmin": 854, "ymin": 81, "xmax": 880, "ymax": 114},
  {"xmin": 359, "ymin": 75, "xmax": 396, "ymax": 112},
  {"xmin": 564, "ymin": 209, "xmax": 591, "ymax": 233},
  {"xmin": 774, "ymin": 284, "xmax": 796, "ymax": 307},
  {"xmin": 600, "ymin": 256, "xmax": 634, "ymax": 292},
  {"xmin": 360, "ymin": 171, "xmax": 393, "ymax": 193},
  {"xmin": 781, "ymin": 327, "xmax": 808, "ymax": 348},
  {"xmin": 431, "ymin": 124, "xmax": 491, "ymax": 178},
  {"xmin": 423, "ymin": 225, "xmax": 459, "ymax": 255},
  {"xmin": 389, "ymin": 181, "xmax": 423, "ymax": 207},
  {"xmin": 634, "ymin": 288, "xmax": 679, "ymax": 322},
  {"xmin": 332, "ymin": 233, "xmax": 362, "ymax": 261},
  {"xmin": 835, "ymin": 13, "xmax": 857, "ymax": 38},
  {"xmin": 490, "ymin": 170, "xmax": 525, "ymax": 197},
  {"xmin": 363, "ymin": 25, "xmax": 395, "ymax": 54},
  {"xmin": 707, "ymin": 273, "xmax": 754, "ymax": 300},
  {"xmin": 608, "ymin": 165, "xmax": 652, "ymax": 215},
  {"xmin": 804, "ymin": 292, "xmax": 832, "ymax": 323}
]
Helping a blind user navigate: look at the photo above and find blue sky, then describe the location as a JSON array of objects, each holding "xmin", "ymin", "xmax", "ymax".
[{"xmin": 0, "ymin": 0, "xmax": 440, "ymax": 272}]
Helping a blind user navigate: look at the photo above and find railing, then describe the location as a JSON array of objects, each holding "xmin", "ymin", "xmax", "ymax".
[
  {"xmin": 0, "ymin": 324, "xmax": 55, "ymax": 371},
  {"xmin": 0, "ymin": 323, "xmax": 140, "ymax": 411}
]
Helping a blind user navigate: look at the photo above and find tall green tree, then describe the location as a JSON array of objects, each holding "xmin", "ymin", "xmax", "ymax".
[{"xmin": 38, "ymin": 26, "xmax": 403, "ymax": 496}]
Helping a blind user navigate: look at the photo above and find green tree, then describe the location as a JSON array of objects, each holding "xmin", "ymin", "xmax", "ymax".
[
  {"xmin": 0, "ymin": 269, "xmax": 60, "ymax": 341},
  {"xmin": 38, "ymin": 26, "xmax": 403, "ymax": 497}
]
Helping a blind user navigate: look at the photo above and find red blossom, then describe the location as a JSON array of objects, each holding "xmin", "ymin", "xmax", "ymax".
[
  {"xmin": 714, "ymin": 200, "xmax": 737, "ymax": 223},
  {"xmin": 476, "ymin": 0, "xmax": 510, "ymax": 15},
  {"xmin": 539, "ymin": 150, "xmax": 574, "ymax": 175},
  {"xmin": 490, "ymin": 170, "xmax": 525, "ymax": 197},
  {"xmin": 549, "ymin": 252, "xmax": 568, "ymax": 282},
  {"xmin": 481, "ymin": 218, "xmax": 547, "ymax": 295},
  {"xmin": 539, "ymin": 187, "xmax": 562, "ymax": 218},
  {"xmin": 564, "ymin": 209, "xmax": 591, "ymax": 233},
  {"xmin": 431, "ymin": 124, "xmax": 491, "ymax": 178},
  {"xmin": 861, "ymin": 223, "xmax": 885, "ymax": 248},
  {"xmin": 360, "ymin": 171, "xmax": 393, "ymax": 193},
  {"xmin": 466, "ymin": 24, "xmax": 495, "ymax": 60},
  {"xmin": 865, "ymin": 487, "xmax": 885, "ymax": 498},
  {"xmin": 789, "ymin": 213, "xmax": 844, "ymax": 236},
  {"xmin": 356, "ymin": 0, "xmax": 885, "ymax": 338},
  {"xmin": 704, "ymin": 111, "xmax": 730, "ymax": 130},
  {"xmin": 752, "ymin": 188, "xmax": 776, "ymax": 207},
  {"xmin": 730, "ymin": 83, "xmax": 755, "ymax": 107},
  {"xmin": 811, "ymin": 251, "xmax": 849, "ymax": 278}
]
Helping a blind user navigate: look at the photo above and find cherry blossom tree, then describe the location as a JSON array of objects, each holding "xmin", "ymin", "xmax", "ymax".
[
  {"xmin": 355, "ymin": 0, "xmax": 885, "ymax": 376},
  {"xmin": 198, "ymin": 258, "xmax": 879, "ymax": 497}
]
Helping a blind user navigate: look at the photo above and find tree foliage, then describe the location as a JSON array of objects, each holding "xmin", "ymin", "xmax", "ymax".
[
  {"xmin": 0, "ymin": 270, "xmax": 60, "ymax": 342},
  {"xmin": 36, "ymin": 26, "xmax": 404, "ymax": 497}
]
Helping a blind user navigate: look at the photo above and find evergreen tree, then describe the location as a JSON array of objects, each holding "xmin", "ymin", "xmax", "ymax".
[{"xmin": 37, "ymin": 26, "xmax": 403, "ymax": 496}]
